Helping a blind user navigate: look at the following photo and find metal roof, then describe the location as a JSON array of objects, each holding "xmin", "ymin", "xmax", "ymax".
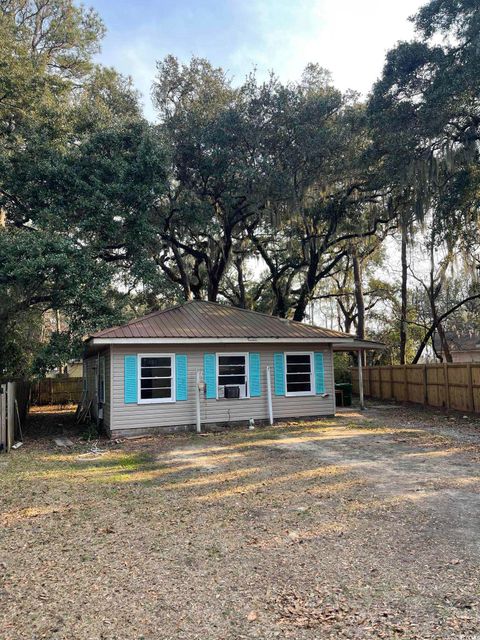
[{"xmin": 88, "ymin": 300, "xmax": 362, "ymax": 342}]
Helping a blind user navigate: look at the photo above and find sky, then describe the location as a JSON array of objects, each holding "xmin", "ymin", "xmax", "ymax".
[{"xmin": 89, "ymin": 0, "xmax": 426, "ymax": 121}]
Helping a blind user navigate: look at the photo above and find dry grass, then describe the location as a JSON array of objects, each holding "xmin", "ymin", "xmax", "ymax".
[{"xmin": 1, "ymin": 404, "xmax": 479, "ymax": 639}]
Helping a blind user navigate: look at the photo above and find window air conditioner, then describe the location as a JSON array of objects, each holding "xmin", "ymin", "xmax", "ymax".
[{"xmin": 224, "ymin": 386, "xmax": 240, "ymax": 399}]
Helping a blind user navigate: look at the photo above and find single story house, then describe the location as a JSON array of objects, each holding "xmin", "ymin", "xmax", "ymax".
[{"xmin": 83, "ymin": 301, "xmax": 382, "ymax": 438}]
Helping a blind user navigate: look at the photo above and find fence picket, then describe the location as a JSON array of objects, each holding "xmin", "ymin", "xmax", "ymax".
[{"xmin": 31, "ymin": 378, "xmax": 83, "ymax": 406}]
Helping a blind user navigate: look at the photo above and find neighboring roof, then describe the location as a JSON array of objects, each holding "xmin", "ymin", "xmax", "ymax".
[
  {"xmin": 87, "ymin": 300, "xmax": 383, "ymax": 348},
  {"xmin": 434, "ymin": 331, "xmax": 480, "ymax": 353}
]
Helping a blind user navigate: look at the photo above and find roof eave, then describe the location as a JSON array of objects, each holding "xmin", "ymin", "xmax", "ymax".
[
  {"xmin": 332, "ymin": 339, "xmax": 385, "ymax": 351},
  {"xmin": 89, "ymin": 336, "xmax": 355, "ymax": 346}
]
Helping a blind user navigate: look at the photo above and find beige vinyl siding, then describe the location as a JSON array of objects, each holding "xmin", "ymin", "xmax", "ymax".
[
  {"xmin": 83, "ymin": 349, "xmax": 111, "ymax": 428},
  {"xmin": 110, "ymin": 343, "xmax": 335, "ymax": 434}
]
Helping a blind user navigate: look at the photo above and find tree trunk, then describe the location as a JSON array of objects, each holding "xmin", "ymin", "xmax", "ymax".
[
  {"xmin": 427, "ymin": 234, "xmax": 452, "ymax": 363},
  {"xmin": 399, "ymin": 219, "xmax": 408, "ymax": 364},
  {"xmin": 170, "ymin": 244, "xmax": 193, "ymax": 301},
  {"xmin": 235, "ymin": 256, "xmax": 246, "ymax": 308},
  {"xmin": 272, "ymin": 288, "xmax": 289, "ymax": 318},
  {"xmin": 293, "ymin": 245, "xmax": 319, "ymax": 322},
  {"xmin": 436, "ymin": 322, "xmax": 453, "ymax": 362},
  {"xmin": 352, "ymin": 247, "xmax": 365, "ymax": 340}
]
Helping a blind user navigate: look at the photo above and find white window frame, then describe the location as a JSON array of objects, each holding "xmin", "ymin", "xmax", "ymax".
[
  {"xmin": 137, "ymin": 353, "xmax": 176, "ymax": 404},
  {"xmin": 216, "ymin": 352, "xmax": 250, "ymax": 400},
  {"xmin": 284, "ymin": 351, "xmax": 315, "ymax": 397},
  {"xmin": 98, "ymin": 355, "xmax": 106, "ymax": 403}
]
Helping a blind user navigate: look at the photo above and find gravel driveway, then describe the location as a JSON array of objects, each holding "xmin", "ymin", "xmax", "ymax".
[{"xmin": 1, "ymin": 404, "xmax": 479, "ymax": 639}]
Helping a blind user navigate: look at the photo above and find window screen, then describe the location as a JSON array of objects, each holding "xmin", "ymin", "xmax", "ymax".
[
  {"xmin": 139, "ymin": 356, "xmax": 173, "ymax": 401},
  {"xmin": 285, "ymin": 353, "xmax": 313, "ymax": 395}
]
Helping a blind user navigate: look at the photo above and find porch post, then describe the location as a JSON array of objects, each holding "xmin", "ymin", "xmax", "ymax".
[{"xmin": 358, "ymin": 349, "xmax": 365, "ymax": 411}]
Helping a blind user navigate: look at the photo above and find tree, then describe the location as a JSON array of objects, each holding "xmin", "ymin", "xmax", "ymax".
[
  {"xmin": 243, "ymin": 67, "xmax": 396, "ymax": 321},
  {"xmin": 368, "ymin": 0, "xmax": 480, "ymax": 362},
  {"xmin": 151, "ymin": 56, "xmax": 274, "ymax": 302},
  {"xmin": 0, "ymin": 0, "xmax": 151, "ymax": 376}
]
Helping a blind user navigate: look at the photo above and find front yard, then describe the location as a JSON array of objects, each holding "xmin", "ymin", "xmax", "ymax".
[{"xmin": 1, "ymin": 405, "xmax": 479, "ymax": 639}]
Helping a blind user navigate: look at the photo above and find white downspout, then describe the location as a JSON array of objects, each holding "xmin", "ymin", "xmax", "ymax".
[
  {"xmin": 358, "ymin": 349, "xmax": 365, "ymax": 411},
  {"xmin": 195, "ymin": 370, "xmax": 202, "ymax": 433},
  {"xmin": 96, "ymin": 353, "xmax": 100, "ymax": 426},
  {"xmin": 266, "ymin": 366, "xmax": 274, "ymax": 425}
]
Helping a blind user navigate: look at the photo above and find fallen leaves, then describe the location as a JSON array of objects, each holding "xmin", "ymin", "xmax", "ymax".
[{"xmin": 1, "ymin": 404, "xmax": 480, "ymax": 639}]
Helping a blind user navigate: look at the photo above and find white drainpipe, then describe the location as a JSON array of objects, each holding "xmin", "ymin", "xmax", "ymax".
[
  {"xmin": 195, "ymin": 370, "xmax": 202, "ymax": 433},
  {"xmin": 266, "ymin": 366, "xmax": 274, "ymax": 425}
]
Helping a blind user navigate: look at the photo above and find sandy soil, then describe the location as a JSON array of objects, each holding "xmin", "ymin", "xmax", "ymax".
[{"xmin": 1, "ymin": 403, "xmax": 479, "ymax": 639}]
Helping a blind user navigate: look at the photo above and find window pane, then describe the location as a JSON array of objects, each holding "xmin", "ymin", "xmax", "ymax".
[
  {"xmin": 141, "ymin": 366, "xmax": 171, "ymax": 378},
  {"xmin": 286, "ymin": 362, "xmax": 311, "ymax": 373},
  {"xmin": 141, "ymin": 378, "xmax": 171, "ymax": 390},
  {"xmin": 287, "ymin": 381, "xmax": 312, "ymax": 393},
  {"xmin": 218, "ymin": 364, "xmax": 245, "ymax": 375},
  {"xmin": 287, "ymin": 373, "xmax": 311, "ymax": 384},
  {"xmin": 141, "ymin": 357, "xmax": 171, "ymax": 368},
  {"xmin": 218, "ymin": 355, "xmax": 245, "ymax": 366},
  {"xmin": 219, "ymin": 375, "xmax": 245, "ymax": 385},
  {"xmin": 141, "ymin": 388, "xmax": 172, "ymax": 400},
  {"xmin": 286, "ymin": 354, "xmax": 311, "ymax": 364}
]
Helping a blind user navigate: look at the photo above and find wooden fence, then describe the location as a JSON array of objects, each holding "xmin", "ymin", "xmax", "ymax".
[
  {"xmin": 31, "ymin": 377, "xmax": 83, "ymax": 406},
  {"xmin": 352, "ymin": 363, "xmax": 480, "ymax": 414}
]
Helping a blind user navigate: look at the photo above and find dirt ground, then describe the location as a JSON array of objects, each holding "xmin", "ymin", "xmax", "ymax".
[{"xmin": 1, "ymin": 403, "xmax": 479, "ymax": 640}]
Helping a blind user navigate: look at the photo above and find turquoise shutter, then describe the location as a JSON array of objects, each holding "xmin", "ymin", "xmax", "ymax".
[
  {"xmin": 204, "ymin": 353, "xmax": 217, "ymax": 399},
  {"xmin": 314, "ymin": 352, "xmax": 325, "ymax": 394},
  {"xmin": 273, "ymin": 352, "xmax": 285, "ymax": 395},
  {"xmin": 175, "ymin": 354, "xmax": 188, "ymax": 401},
  {"xmin": 249, "ymin": 352, "xmax": 261, "ymax": 397},
  {"xmin": 124, "ymin": 355, "xmax": 138, "ymax": 403}
]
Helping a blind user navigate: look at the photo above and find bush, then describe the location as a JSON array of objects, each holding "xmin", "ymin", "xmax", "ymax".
[{"xmin": 334, "ymin": 353, "xmax": 352, "ymax": 384}]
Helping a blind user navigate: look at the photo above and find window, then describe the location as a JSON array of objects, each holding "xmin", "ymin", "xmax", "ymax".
[
  {"xmin": 98, "ymin": 356, "xmax": 106, "ymax": 403},
  {"xmin": 217, "ymin": 353, "xmax": 248, "ymax": 399},
  {"xmin": 138, "ymin": 354, "xmax": 175, "ymax": 403},
  {"xmin": 285, "ymin": 352, "xmax": 314, "ymax": 396}
]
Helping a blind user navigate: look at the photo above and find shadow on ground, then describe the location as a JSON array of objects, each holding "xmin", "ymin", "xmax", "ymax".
[{"xmin": 1, "ymin": 403, "xmax": 479, "ymax": 639}]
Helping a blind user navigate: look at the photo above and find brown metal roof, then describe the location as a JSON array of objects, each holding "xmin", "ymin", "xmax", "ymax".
[{"xmin": 89, "ymin": 300, "xmax": 354, "ymax": 341}]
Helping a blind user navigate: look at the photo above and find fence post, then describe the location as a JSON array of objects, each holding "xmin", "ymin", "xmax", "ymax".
[
  {"xmin": 467, "ymin": 363, "xmax": 474, "ymax": 413},
  {"xmin": 358, "ymin": 350, "xmax": 365, "ymax": 410},
  {"xmin": 7, "ymin": 382, "xmax": 15, "ymax": 452},
  {"xmin": 389, "ymin": 366, "xmax": 394, "ymax": 400},
  {"xmin": 443, "ymin": 363, "xmax": 450, "ymax": 409},
  {"xmin": 423, "ymin": 364, "xmax": 428, "ymax": 406},
  {"xmin": 404, "ymin": 366, "xmax": 409, "ymax": 402},
  {"xmin": 0, "ymin": 385, "xmax": 6, "ymax": 452}
]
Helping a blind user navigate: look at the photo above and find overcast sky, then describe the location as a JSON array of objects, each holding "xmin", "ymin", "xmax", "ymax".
[{"xmin": 89, "ymin": 0, "xmax": 425, "ymax": 121}]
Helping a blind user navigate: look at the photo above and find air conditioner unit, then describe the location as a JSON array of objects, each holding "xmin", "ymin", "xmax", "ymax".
[
  {"xmin": 217, "ymin": 385, "xmax": 225, "ymax": 398},
  {"xmin": 224, "ymin": 385, "xmax": 240, "ymax": 399}
]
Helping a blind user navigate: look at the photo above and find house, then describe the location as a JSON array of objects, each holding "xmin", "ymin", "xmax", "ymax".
[
  {"xmin": 434, "ymin": 332, "xmax": 480, "ymax": 363},
  {"xmin": 45, "ymin": 360, "xmax": 83, "ymax": 378},
  {"xmin": 83, "ymin": 301, "xmax": 382, "ymax": 438}
]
